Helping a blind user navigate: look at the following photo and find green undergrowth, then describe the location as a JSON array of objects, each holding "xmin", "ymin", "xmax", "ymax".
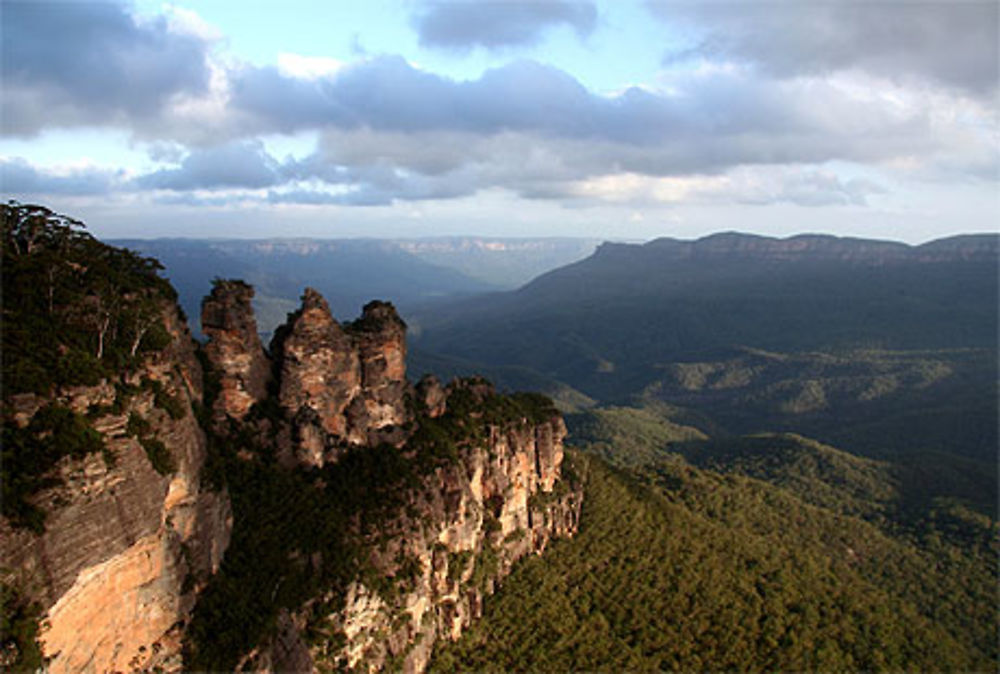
[{"xmin": 0, "ymin": 582, "xmax": 44, "ymax": 672}]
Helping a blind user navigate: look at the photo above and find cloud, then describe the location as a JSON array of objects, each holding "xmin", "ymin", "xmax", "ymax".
[
  {"xmin": 565, "ymin": 166, "xmax": 887, "ymax": 208},
  {"xmin": 215, "ymin": 56, "xmax": 996, "ymax": 206},
  {"xmin": 413, "ymin": 0, "xmax": 596, "ymax": 49},
  {"xmin": 134, "ymin": 140, "xmax": 280, "ymax": 190},
  {"xmin": 734, "ymin": 170, "xmax": 888, "ymax": 208},
  {"xmin": 254, "ymin": 60, "xmax": 989, "ymax": 177},
  {"xmin": 5, "ymin": 3, "xmax": 991, "ymax": 211},
  {"xmin": 0, "ymin": 157, "xmax": 121, "ymax": 195},
  {"xmin": 654, "ymin": 1, "xmax": 999, "ymax": 96},
  {"xmin": 1, "ymin": 1, "xmax": 213, "ymax": 136},
  {"xmin": 229, "ymin": 55, "xmax": 962, "ymax": 157},
  {"xmin": 277, "ymin": 53, "xmax": 345, "ymax": 80}
]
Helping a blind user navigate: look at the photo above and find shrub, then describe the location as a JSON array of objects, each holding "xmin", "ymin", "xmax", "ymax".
[{"xmin": 140, "ymin": 437, "xmax": 175, "ymax": 475}]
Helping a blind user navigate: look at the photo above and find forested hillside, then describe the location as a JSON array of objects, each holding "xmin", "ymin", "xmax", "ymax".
[
  {"xmin": 411, "ymin": 233, "xmax": 998, "ymax": 486},
  {"xmin": 432, "ymin": 444, "xmax": 997, "ymax": 671},
  {"xmin": 413, "ymin": 233, "xmax": 998, "ymax": 402}
]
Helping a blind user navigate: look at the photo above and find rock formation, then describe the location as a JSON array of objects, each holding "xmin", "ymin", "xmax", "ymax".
[
  {"xmin": 201, "ymin": 280, "xmax": 271, "ymax": 423},
  {"xmin": 416, "ymin": 374, "xmax": 447, "ymax": 418},
  {"xmin": 194, "ymin": 288, "xmax": 582, "ymax": 672},
  {"xmin": 344, "ymin": 300, "xmax": 410, "ymax": 445},
  {"xmin": 0, "ymin": 302, "xmax": 231, "ymax": 673},
  {"xmin": 263, "ymin": 289, "xmax": 411, "ymax": 465},
  {"xmin": 4, "ymin": 278, "xmax": 580, "ymax": 674}
]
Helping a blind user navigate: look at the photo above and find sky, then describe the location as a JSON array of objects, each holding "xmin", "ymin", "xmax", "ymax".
[{"xmin": 1, "ymin": 0, "xmax": 998, "ymax": 243}]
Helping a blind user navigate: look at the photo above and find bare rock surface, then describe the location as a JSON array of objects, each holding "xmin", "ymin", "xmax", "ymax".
[
  {"xmin": 201, "ymin": 279, "xmax": 271, "ymax": 422},
  {"xmin": 0, "ymin": 304, "xmax": 231, "ymax": 673}
]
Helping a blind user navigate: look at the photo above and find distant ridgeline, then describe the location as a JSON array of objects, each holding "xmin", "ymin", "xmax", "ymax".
[
  {"xmin": 416, "ymin": 231, "xmax": 999, "ymax": 672},
  {"xmin": 0, "ymin": 203, "xmax": 581, "ymax": 672},
  {"xmin": 411, "ymin": 231, "xmax": 999, "ymax": 462}
]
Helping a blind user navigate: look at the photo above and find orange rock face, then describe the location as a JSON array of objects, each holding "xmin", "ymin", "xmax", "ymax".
[
  {"xmin": 0, "ymin": 304, "xmax": 231, "ymax": 673},
  {"xmin": 273, "ymin": 288, "xmax": 361, "ymax": 440}
]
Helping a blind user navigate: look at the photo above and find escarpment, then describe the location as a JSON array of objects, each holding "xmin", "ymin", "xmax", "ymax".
[
  {"xmin": 187, "ymin": 285, "xmax": 583, "ymax": 672},
  {"xmin": 0, "ymin": 301, "xmax": 232, "ymax": 673},
  {"xmin": 250, "ymin": 381, "xmax": 582, "ymax": 673}
]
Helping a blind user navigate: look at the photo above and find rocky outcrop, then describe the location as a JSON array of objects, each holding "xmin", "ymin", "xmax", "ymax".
[
  {"xmin": 192, "ymin": 284, "xmax": 583, "ymax": 673},
  {"xmin": 345, "ymin": 301, "xmax": 410, "ymax": 445},
  {"xmin": 3, "ymin": 276, "xmax": 580, "ymax": 674},
  {"xmin": 272, "ymin": 288, "xmax": 360, "ymax": 454},
  {"xmin": 416, "ymin": 375, "xmax": 447, "ymax": 418},
  {"xmin": 201, "ymin": 280, "xmax": 271, "ymax": 422},
  {"xmin": 0, "ymin": 303, "xmax": 231, "ymax": 673},
  {"xmin": 268, "ymin": 289, "xmax": 411, "ymax": 465}
]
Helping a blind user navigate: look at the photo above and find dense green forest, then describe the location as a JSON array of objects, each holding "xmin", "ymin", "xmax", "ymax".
[
  {"xmin": 1, "ymin": 202, "xmax": 177, "ymax": 395},
  {"xmin": 432, "ymin": 445, "xmax": 997, "ymax": 671}
]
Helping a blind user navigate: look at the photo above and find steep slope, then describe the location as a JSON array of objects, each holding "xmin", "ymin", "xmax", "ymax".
[
  {"xmin": 2, "ymin": 206, "xmax": 582, "ymax": 673},
  {"xmin": 1, "ymin": 204, "xmax": 231, "ymax": 672}
]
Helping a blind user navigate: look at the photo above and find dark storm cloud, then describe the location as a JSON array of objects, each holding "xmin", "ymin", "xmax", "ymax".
[
  {"xmin": 134, "ymin": 141, "xmax": 281, "ymax": 190},
  {"xmin": 0, "ymin": 158, "xmax": 120, "ymax": 195},
  {"xmin": 1, "ymin": 1, "xmax": 212, "ymax": 135},
  {"xmin": 655, "ymin": 0, "xmax": 999, "ymax": 95},
  {"xmin": 413, "ymin": 0, "xmax": 597, "ymax": 49}
]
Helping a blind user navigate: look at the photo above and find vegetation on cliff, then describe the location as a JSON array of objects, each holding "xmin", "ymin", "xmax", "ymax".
[
  {"xmin": 1, "ymin": 202, "xmax": 176, "ymax": 395},
  {"xmin": 0, "ymin": 582, "xmax": 43, "ymax": 672},
  {"xmin": 1, "ymin": 203, "xmax": 183, "ymax": 532}
]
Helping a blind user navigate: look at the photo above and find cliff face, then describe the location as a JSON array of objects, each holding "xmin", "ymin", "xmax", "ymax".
[
  {"xmin": 205, "ymin": 286, "xmax": 411, "ymax": 466},
  {"xmin": 3, "ymin": 277, "xmax": 578, "ymax": 674},
  {"xmin": 193, "ymin": 286, "xmax": 581, "ymax": 673},
  {"xmin": 333, "ymin": 410, "xmax": 580, "ymax": 673},
  {"xmin": 242, "ymin": 381, "xmax": 583, "ymax": 673},
  {"xmin": 0, "ymin": 303, "xmax": 231, "ymax": 673},
  {"xmin": 601, "ymin": 232, "xmax": 1000, "ymax": 265}
]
